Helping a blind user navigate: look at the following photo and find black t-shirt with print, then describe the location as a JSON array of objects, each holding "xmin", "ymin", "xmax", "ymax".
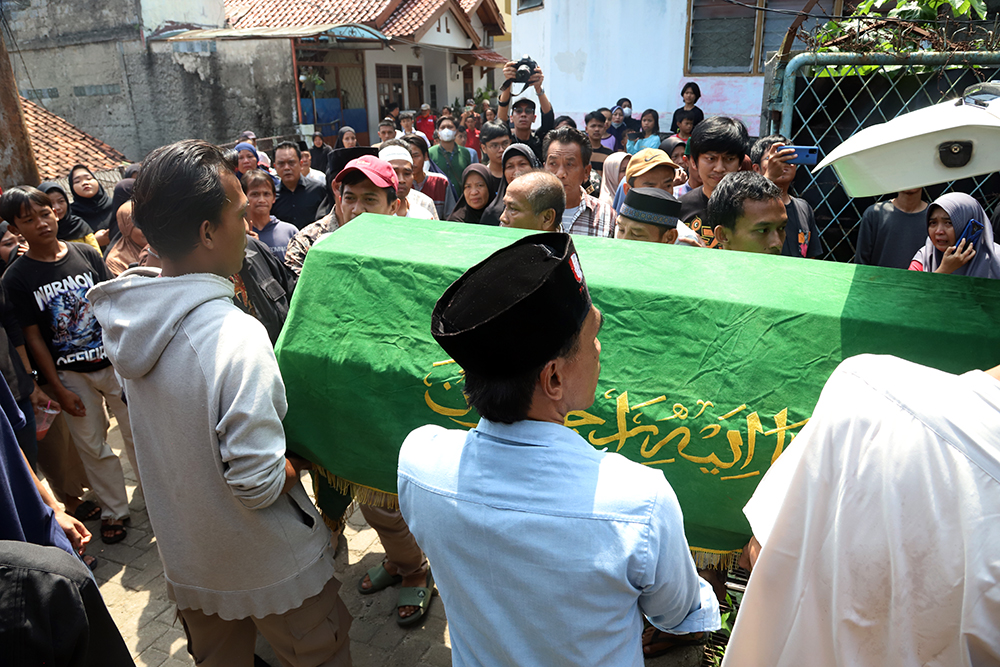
[
  {"xmin": 2, "ymin": 243, "xmax": 111, "ymax": 373},
  {"xmin": 679, "ymin": 186, "xmax": 716, "ymax": 247}
]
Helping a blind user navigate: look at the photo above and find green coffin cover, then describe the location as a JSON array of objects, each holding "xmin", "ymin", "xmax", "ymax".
[{"xmin": 275, "ymin": 215, "xmax": 1000, "ymax": 565}]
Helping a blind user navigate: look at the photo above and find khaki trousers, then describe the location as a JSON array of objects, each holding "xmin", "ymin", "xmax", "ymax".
[
  {"xmin": 177, "ymin": 576, "xmax": 352, "ymax": 667},
  {"xmin": 358, "ymin": 504, "xmax": 427, "ymax": 578},
  {"xmin": 58, "ymin": 367, "xmax": 136, "ymax": 519}
]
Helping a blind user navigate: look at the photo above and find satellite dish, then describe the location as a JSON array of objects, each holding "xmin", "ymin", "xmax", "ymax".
[{"xmin": 814, "ymin": 83, "xmax": 1000, "ymax": 197}]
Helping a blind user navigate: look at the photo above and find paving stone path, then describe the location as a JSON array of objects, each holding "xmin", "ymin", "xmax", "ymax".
[{"xmin": 75, "ymin": 420, "xmax": 699, "ymax": 667}]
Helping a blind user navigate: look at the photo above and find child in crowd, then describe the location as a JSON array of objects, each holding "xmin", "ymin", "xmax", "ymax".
[
  {"xmin": 0, "ymin": 186, "xmax": 134, "ymax": 545},
  {"xmin": 670, "ymin": 81, "xmax": 705, "ymax": 133},
  {"xmin": 672, "ymin": 112, "xmax": 696, "ymax": 142},
  {"xmin": 626, "ymin": 109, "xmax": 662, "ymax": 154}
]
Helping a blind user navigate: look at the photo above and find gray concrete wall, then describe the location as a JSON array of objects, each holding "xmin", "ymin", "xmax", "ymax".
[
  {"xmin": 5, "ymin": 0, "xmax": 142, "ymax": 49},
  {"xmin": 9, "ymin": 36, "xmax": 296, "ymax": 161}
]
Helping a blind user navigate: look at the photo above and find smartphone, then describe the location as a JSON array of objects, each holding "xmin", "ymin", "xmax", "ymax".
[
  {"xmin": 955, "ymin": 218, "xmax": 984, "ymax": 249},
  {"xmin": 786, "ymin": 145, "xmax": 819, "ymax": 166}
]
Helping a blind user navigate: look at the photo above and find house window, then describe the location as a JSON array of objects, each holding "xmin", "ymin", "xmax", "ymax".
[
  {"xmin": 518, "ymin": 0, "xmax": 543, "ymax": 12},
  {"xmin": 375, "ymin": 64, "xmax": 404, "ymax": 118},
  {"xmin": 687, "ymin": 0, "xmax": 841, "ymax": 75}
]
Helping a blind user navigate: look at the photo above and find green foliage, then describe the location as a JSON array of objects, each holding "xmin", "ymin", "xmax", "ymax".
[
  {"xmin": 810, "ymin": 0, "xmax": 993, "ymax": 76},
  {"xmin": 474, "ymin": 85, "xmax": 498, "ymax": 105}
]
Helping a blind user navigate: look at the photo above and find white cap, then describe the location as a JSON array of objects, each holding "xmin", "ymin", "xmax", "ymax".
[{"xmin": 379, "ymin": 145, "xmax": 413, "ymax": 165}]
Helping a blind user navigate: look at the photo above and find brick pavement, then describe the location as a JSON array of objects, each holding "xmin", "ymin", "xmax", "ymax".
[{"xmin": 73, "ymin": 420, "xmax": 700, "ymax": 667}]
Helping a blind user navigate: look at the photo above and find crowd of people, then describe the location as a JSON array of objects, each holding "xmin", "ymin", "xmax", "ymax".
[{"xmin": 0, "ymin": 56, "xmax": 998, "ymax": 667}]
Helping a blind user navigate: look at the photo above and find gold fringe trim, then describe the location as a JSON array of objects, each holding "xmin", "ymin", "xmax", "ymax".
[
  {"xmin": 313, "ymin": 465, "xmax": 399, "ymax": 510},
  {"xmin": 691, "ymin": 547, "xmax": 741, "ymax": 570}
]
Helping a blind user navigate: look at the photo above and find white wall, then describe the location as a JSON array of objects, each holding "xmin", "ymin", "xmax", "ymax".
[
  {"xmin": 421, "ymin": 10, "xmax": 477, "ymax": 49},
  {"xmin": 512, "ymin": 1, "xmax": 763, "ymax": 135},
  {"xmin": 141, "ymin": 0, "xmax": 225, "ymax": 32}
]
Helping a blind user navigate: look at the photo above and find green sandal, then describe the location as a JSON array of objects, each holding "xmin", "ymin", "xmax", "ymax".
[
  {"xmin": 396, "ymin": 569, "xmax": 435, "ymax": 628},
  {"xmin": 357, "ymin": 563, "xmax": 402, "ymax": 595}
]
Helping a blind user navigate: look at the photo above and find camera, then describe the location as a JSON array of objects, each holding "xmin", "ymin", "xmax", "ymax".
[{"xmin": 514, "ymin": 55, "xmax": 538, "ymax": 84}]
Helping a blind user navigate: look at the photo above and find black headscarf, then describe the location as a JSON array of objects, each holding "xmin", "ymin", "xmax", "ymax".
[
  {"xmin": 479, "ymin": 144, "xmax": 541, "ymax": 227},
  {"xmin": 38, "ymin": 181, "xmax": 94, "ymax": 242},
  {"xmin": 448, "ymin": 164, "xmax": 499, "ymax": 225},
  {"xmin": 334, "ymin": 126, "xmax": 357, "ymax": 149},
  {"xmin": 68, "ymin": 165, "xmax": 113, "ymax": 231}
]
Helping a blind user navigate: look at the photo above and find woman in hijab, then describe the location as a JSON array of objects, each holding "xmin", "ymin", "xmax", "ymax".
[
  {"xmin": 105, "ymin": 201, "xmax": 147, "ymax": 276},
  {"xmin": 607, "ymin": 106, "xmax": 628, "ymax": 152},
  {"xmin": 37, "ymin": 181, "xmax": 99, "ymax": 251},
  {"xmin": 68, "ymin": 165, "xmax": 114, "ymax": 238},
  {"xmin": 909, "ymin": 192, "xmax": 1000, "ymax": 278},
  {"xmin": 599, "ymin": 153, "xmax": 631, "ymax": 209},
  {"xmin": 479, "ymin": 144, "xmax": 541, "ymax": 227},
  {"xmin": 234, "ymin": 142, "xmax": 259, "ymax": 178},
  {"xmin": 335, "ymin": 126, "xmax": 358, "ymax": 149},
  {"xmin": 448, "ymin": 164, "xmax": 498, "ymax": 225}
]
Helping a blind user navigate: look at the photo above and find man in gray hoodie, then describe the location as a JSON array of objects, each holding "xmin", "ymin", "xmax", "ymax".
[{"xmin": 88, "ymin": 140, "xmax": 352, "ymax": 666}]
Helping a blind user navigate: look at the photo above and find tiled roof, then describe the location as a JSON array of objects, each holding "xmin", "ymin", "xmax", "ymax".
[
  {"xmin": 224, "ymin": 0, "xmax": 502, "ymax": 42},
  {"xmin": 224, "ymin": 0, "xmax": 393, "ymax": 29},
  {"xmin": 379, "ymin": 0, "xmax": 447, "ymax": 37},
  {"xmin": 20, "ymin": 97, "xmax": 126, "ymax": 181},
  {"xmin": 465, "ymin": 48, "xmax": 506, "ymax": 63}
]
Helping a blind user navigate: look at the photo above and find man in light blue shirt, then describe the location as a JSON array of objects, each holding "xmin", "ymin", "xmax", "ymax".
[{"xmin": 398, "ymin": 233, "xmax": 719, "ymax": 666}]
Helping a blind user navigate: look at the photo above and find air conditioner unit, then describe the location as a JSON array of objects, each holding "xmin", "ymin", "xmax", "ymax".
[{"xmin": 450, "ymin": 63, "xmax": 461, "ymax": 80}]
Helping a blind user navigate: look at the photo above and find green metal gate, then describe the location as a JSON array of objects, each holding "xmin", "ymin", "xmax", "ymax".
[{"xmin": 768, "ymin": 51, "xmax": 1000, "ymax": 262}]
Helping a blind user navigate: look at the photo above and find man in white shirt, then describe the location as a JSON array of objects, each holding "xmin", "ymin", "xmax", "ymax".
[{"xmin": 724, "ymin": 354, "xmax": 1000, "ymax": 667}]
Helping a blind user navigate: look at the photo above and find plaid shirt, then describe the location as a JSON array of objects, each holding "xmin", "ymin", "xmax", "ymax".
[{"xmin": 561, "ymin": 190, "xmax": 614, "ymax": 238}]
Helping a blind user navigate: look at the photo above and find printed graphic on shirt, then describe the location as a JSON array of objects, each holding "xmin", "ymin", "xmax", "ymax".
[
  {"xmin": 798, "ymin": 229, "xmax": 811, "ymax": 258},
  {"xmin": 688, "ymin": 216, "xmax": 719, "ymax": 248},
  {"xmin": 33, "ymin": 272, "xmax": 105, "ymax": 366}
]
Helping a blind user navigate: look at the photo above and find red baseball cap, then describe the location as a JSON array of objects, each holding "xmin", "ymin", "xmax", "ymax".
[{"xmin": 333, "ymin": 155, "xmax": 399, "ymax": 192}]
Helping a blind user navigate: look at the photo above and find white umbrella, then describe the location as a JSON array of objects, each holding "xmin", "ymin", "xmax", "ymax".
[{"xmin": 813, "ymin": 85, "xmax": 1000, "ymax": 197}]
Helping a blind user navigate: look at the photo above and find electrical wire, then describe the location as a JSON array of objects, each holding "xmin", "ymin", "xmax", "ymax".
[{"xmin": 0, "ymin": 0, "xmax": 41, "ymax": 106}]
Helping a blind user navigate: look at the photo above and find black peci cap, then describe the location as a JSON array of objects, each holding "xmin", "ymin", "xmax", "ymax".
[
  {"xmin": 431, "ymin": 233, "xmax": 592, "ymax": 377},
  {"xmin": 620, "ymin": 187, "xmax": 682, "ymax": 228}
]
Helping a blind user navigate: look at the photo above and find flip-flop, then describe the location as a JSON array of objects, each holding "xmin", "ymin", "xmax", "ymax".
[
  {"xmin": 357, "ymin": 563, "xmax": 402, "ymax": 595},
  {"xmin": 100, "ymin": 520, "xmax": 127, "ymax": 545},
  {"xmin": 83, "ymin": 555, "xmax": 99, "ymax": 572},
  {"xmin": 642, "ymin": 628, "xmax": 707, "ymax": 659},
  {"xmin": 396, "ymin": 569, "xmax": 434, "ymax": 628},
  {"xmin": 72, "ymin": 500, "xmax": 101, "ymax": 522}
]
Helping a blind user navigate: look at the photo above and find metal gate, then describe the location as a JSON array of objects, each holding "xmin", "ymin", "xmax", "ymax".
[{"xmin": 768, "ymin": 51, "xmax": 1000, "ymax": 262}]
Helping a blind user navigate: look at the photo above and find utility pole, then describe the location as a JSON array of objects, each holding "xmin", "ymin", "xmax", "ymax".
[{"xmin": 0, "ymin": 20, "xmax": 40, "ymax": 189}]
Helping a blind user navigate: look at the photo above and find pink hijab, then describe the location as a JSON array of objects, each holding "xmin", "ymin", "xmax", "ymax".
[{"xmin": 600, "ymin": 152, "xmax": 630, "ymax": 207}]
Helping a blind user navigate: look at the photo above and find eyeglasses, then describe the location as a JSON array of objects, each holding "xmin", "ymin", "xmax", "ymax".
[{"xmin": 512, "ymin": 108, "xmax": 534, "ymax": 115}]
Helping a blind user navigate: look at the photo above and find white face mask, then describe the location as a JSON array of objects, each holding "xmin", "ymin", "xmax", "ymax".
[
  {"xmin": 622, "ymin": 106, "xmax": 632, "ymax": 117},
  {"xmin": 439, "ymin": 128, "xmax": 456, "ymax": 142}
]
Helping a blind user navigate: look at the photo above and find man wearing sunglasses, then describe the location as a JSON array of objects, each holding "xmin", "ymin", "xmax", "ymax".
[{"xmin": 498, "ymin": 61, "xmax": 554, "ymax": 163}]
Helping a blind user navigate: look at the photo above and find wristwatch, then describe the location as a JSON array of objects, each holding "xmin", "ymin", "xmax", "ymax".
[{"xmin": 30, "ymin": 370, "xmax": 38, "ymax": 382}]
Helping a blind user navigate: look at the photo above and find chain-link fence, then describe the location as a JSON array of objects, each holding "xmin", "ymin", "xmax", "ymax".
[{"xmin": 768, "ymin": 52, "xmax": 1000, "ymax": 262}]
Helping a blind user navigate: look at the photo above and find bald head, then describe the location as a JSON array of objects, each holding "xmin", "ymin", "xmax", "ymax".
[{"xmin": 501, "ymin": 171, "xmax": 565, "ymax": 231}]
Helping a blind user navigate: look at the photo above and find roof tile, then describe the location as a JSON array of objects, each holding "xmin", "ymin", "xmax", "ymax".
[
  {"xmin": 224, "ymin": 0, "xmax": 392, "ymax": 29},
  {"xmin": 19, "ymin": 97, "xmax": 126, "ymax": 181},
  {"xmin": 379, "ymin": 0, "xmax": 447, "ymax": 37}
]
